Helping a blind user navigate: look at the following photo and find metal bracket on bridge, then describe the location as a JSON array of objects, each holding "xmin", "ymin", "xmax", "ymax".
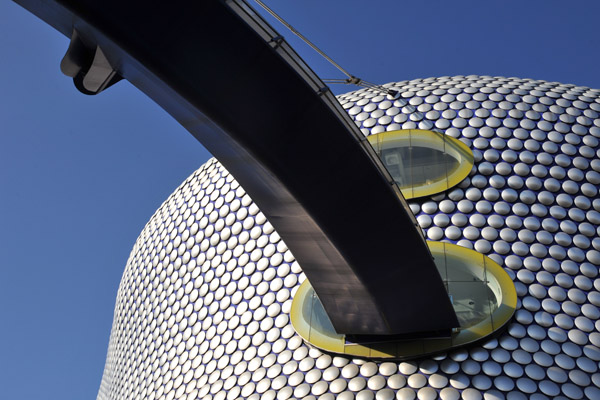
[
  {"xmin": 317, "ymin": 86, "xmax": 330, "ymax": 96},
  {"xmin": 268, "ymin": 35, "xmax": 284, "ymax": 49},
  {"xmin": 60, "ymin": 30, "xmax": 122, "ymax": 95}
]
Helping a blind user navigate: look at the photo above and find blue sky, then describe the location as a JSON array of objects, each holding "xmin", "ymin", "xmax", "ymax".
[{"xmin": 1, "ymin": 1, "xmax": 599, "ymax": 399}]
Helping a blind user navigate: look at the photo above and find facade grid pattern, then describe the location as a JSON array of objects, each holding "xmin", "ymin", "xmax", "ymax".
[{"xmin": 98, "ymin": 75, "xmax": 600, "ymax": 400}]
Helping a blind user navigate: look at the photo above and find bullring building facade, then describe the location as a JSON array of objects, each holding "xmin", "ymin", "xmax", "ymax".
[
  {"xmin": 11, "ymin": 0, "xmax": 600, "ymax": 399},
  {"xmin": 98, "ymin": 75, "xmax": 600, "ymax": 400}
]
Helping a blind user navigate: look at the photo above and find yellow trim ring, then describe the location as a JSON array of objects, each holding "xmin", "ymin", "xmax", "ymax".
[{"xmin": 290, "ymin": 241, "xmax": 517, "ymax": 360}]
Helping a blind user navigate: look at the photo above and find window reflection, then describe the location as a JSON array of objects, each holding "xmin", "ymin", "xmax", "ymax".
[
  {"xmin": 368, "ymin": 129, "xmax": 474, "ymax": 199},
  {"xmin": 434, "ymin": 242, "xmax": 500, "ymax": 329},
  {"xmin": 380, "ymin": 146, "xmax": 458, "ymax": 188},
  {"xmin": 447, "ymin": 281, "xmax": 496, "ymax": 327}
]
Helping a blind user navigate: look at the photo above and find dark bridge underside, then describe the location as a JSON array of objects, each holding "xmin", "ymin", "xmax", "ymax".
[{"xmin": 14, "ymin": 0, "xmax": 458, "ymax": 335}]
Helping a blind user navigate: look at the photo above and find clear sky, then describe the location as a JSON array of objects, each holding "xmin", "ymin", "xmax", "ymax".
[{"xmin": 1, "ymin": 1, "xmax": 599, "ymax": 399}]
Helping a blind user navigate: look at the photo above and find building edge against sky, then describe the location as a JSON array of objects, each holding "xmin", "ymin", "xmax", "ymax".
[{"xmin": 98, "ymin": 76, "xmax": 600, "ymax": 400}]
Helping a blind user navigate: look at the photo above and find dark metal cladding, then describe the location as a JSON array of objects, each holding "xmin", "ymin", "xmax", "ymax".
[{"xmin": 13, "ymin": 0, "xmax": 459, "ymax": 335}]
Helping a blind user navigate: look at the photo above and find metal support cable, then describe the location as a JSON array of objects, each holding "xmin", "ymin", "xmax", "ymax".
[
  {"xmin": 253, "ymin": 0, "xmax": 398, "ymax": 97},
  {"xmin": 254, "ymin": 0, "xmax": 352, "ymax": 78}
]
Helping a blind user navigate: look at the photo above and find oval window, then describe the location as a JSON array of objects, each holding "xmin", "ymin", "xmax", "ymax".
[
  {"xmin": 368, "ymin": 129, "xmax": 474, "ymax": 199},
  {"xmin": 290, "ymin": 242, "xmax": 517, "ymax": 360}
]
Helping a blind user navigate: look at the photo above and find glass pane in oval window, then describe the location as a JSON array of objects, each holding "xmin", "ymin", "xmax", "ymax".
[
  {"xmin": 290, "ymin": 241, "xmax": 517, "ymax": 360},
  {"xmin": 368, "ymin": 129, "xmax": 474, "ymax": 199}
]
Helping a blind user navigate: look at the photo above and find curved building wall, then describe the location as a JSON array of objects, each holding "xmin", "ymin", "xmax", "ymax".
[{"xmin": 98, "ymin": 75, "xmax": 600, "ymax": 400}]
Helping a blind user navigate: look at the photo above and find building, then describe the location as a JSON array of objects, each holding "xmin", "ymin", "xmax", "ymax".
[{"xmin": 97, "ymin": 75, "xmax": 600, "ymax": 400}]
